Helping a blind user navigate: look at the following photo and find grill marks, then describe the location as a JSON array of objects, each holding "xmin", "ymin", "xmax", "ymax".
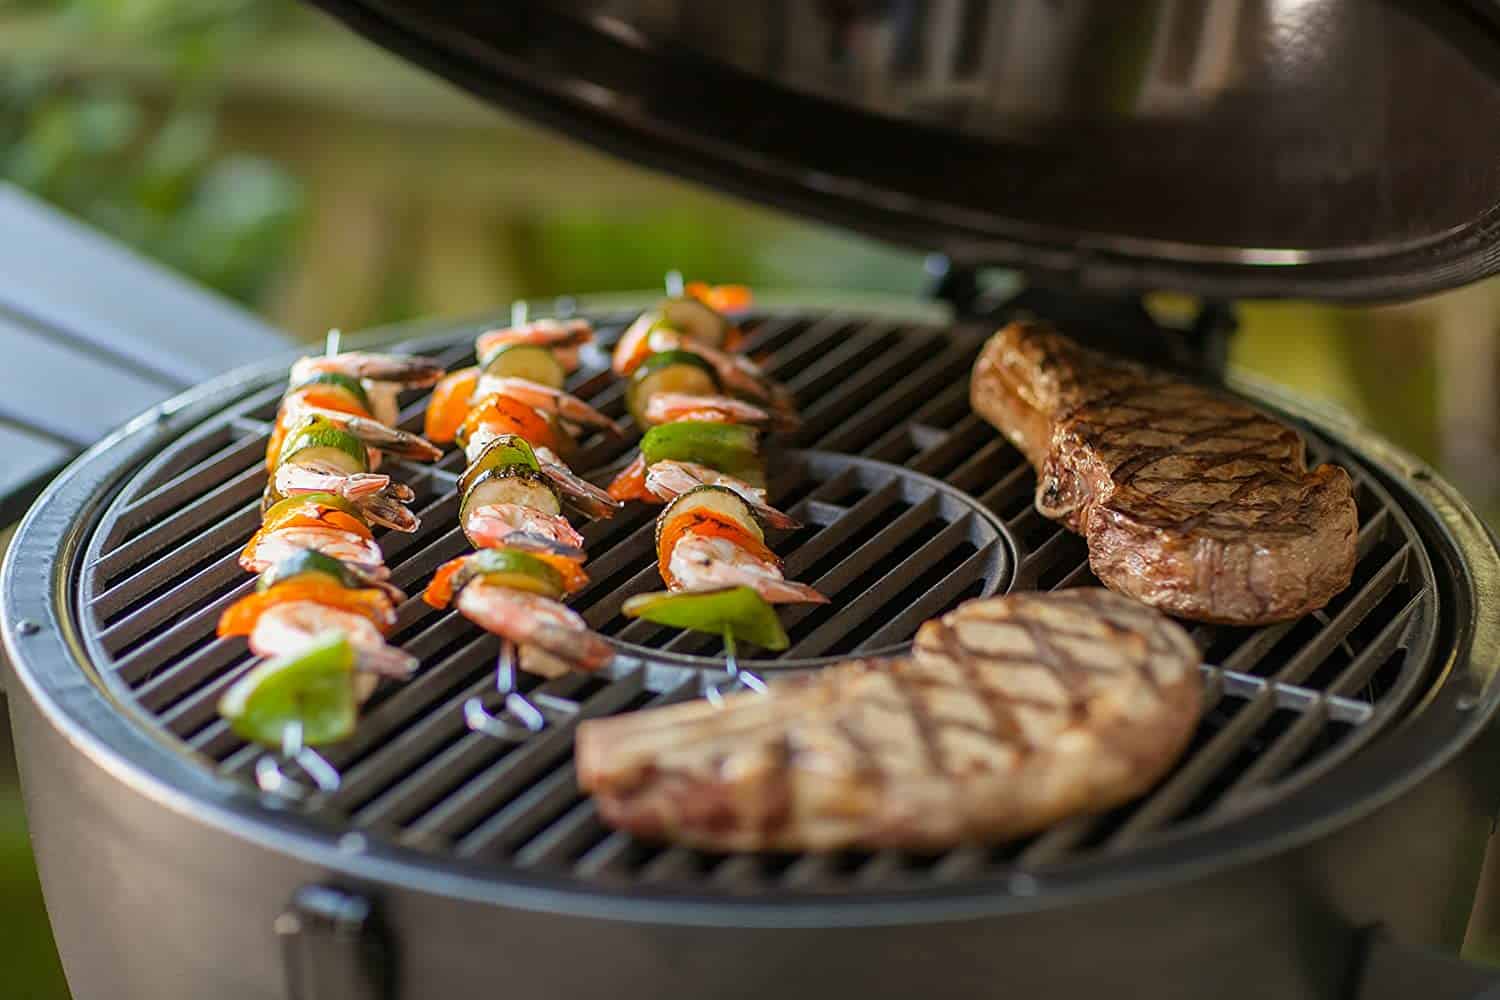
[
  {"xmin": 972, "ymin": 323, "xmax": 1359, "ymax": 624},
  {"xmin": 75, "ymin": 310, "xmax": 1438, "ymax": 888},
  {"xmin": 576, "ymin": 591, "xmax": 1202, "ymax": 851}
]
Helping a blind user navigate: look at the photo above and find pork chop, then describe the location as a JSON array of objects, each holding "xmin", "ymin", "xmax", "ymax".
[
  {"xmin": 971, "ymin": 322, "xmax": 1358, "ymax": 624},
  {"xmin": 575, "ymin": 590, "xmax": 1202, "ymax": 852}
]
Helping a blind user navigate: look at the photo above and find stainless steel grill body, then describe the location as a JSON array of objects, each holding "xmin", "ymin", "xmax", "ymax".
[{"xmin": 6, "ymin": 300, "xmax": 1500, "ymax": 1000}]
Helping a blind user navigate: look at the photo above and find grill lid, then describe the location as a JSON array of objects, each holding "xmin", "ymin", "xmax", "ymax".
[{"xmin": 308, "ymin": 0, "xmax": 1500, "ymax": 301}]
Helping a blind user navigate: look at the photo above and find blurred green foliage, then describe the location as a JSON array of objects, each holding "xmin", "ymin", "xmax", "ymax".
[{"xmin": 1, "ymin": 0, "xmax": 305, "ymax": 303}]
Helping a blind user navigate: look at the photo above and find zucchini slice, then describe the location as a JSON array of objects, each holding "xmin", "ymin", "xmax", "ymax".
[
  {"xmin": 256, "ymin": 549, "xmax": 366, "ymax": 593},
  {"xmin": 452, "ymin": 548, "xmax": 565, "ymax": 600},
  {"xmin": 460, "ymin": 466, "xmax": 562, "ymax": 520},
  {"xmin": 479, "ymin": 343, "xmax": 567, "ymax": 388},
  {"xmin": 458, "ymin": 434, "xmax": 541, "ymax": 497},
  {"xmin": 625, "ymin": 350, "xmax": 720, "ymax": 428},
  {"xmin": 657, "ymin": 296, "xmax": 733, "ymax": 347},
  {"xmin": 655, "ymin": 484, "xmax": 763, "ymax": 550},
  {"xmin": 276, "ymin": 416, "xmax": 369, "ymax": 474}
]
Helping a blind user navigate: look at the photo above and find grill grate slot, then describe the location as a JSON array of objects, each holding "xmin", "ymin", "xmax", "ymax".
[{"xmin": 72, "ymin": 306, "xmax": 1444, "ymax": 896}]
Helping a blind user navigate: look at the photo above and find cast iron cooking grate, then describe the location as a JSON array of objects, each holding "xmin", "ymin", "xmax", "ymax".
[{"xmin": 74, "ymin": 306, "xmax": 1440, "ymax": 892}]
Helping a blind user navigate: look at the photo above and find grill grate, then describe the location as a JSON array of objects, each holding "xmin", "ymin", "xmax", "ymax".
[{"xmin": 75, "ymin": 306, "xmax": 1441, "ymax": 894}]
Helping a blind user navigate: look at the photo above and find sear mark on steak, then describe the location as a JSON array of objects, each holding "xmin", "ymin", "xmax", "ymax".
[
  {"xmin": 971, "ymin": 322, "xmax": 1358, "ymax": 625},
  {"xmin": 575, "ymin": 590, "xmax": 1202, "ymax": 852}
]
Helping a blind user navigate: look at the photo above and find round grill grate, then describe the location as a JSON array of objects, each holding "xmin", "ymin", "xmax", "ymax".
[{"xmin": 71, "ymin": 305, "xmax": 1442, "ymax": 895}]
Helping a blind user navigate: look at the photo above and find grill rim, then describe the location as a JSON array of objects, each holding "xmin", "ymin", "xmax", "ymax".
[{"xmin": 6, "ymin": 297, "xmax": 1499, "ymax": 929}]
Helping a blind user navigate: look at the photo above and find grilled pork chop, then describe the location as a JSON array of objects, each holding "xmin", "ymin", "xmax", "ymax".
[
  {"xmin": 972, "ymin": 322, "xmax": 1358, "ymax": 625},
  {"xmin": 575, "ymin": 590, "xmax": 1201, "ymax": 852}
]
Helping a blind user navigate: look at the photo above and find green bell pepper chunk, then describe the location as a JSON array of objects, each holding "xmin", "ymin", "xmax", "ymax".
[
  {"xmin": 218, "ymin": 633, "xmax": 358, "ymax": 747},
  {"xmin": 622, "ymin": 586, "xmax": 789, "ymax": 651},
  {"xmin": 639, "ymin": 421, "xmax": 763, "ymax": 485}
]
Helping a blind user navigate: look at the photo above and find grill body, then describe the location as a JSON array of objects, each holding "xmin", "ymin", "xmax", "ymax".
[{"xmin": 6, "ymin": 301, "xmax": 1500, "ymax": 1000}]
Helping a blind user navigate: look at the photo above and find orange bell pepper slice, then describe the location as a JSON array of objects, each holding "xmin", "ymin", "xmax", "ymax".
[
  {"xmin": 218, "ymin": 578, "xmax": 397, "ymax": 638},
  {"xmin": 607, "ymin": 453, "xmax": 655, "ymax": 502},
  {"xmin": 460, "ymin": 393, "xmax": 559, "ymax": 453},
  {"xmin": 424, "ymin": 367, "xmax": 480, "ymax": 444}
]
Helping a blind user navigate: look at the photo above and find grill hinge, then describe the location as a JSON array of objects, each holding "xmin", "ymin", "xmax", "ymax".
[{"xmin": 276, "ymin": 885, "xmax": 394, "ymax": 1000}]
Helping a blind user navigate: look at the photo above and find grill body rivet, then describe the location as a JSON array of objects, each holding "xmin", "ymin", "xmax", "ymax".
[{"xmin": 15, "ymin": 620, "xmax": 39, "ymax": 636}]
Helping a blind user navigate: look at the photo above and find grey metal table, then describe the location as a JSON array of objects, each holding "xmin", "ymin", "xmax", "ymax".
[{"xmin": 0, "ymin": 183, "xmax": 289, "ymax": 528}]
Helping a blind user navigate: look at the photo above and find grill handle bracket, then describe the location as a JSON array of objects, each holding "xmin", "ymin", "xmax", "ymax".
[{"xmin": 277, "ymin": 885, "xmax": 394, "ymax": 1000}]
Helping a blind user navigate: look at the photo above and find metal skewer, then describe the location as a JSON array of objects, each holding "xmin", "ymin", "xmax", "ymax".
[
  {"xmin": 705, "ymin": 627, "xmax": 768, "ymax": 706},
  {"xmin": 464, "ymin": 639, "xmax": 551, "ymax": 740},
  {"xmin": 325, "ymin": 328, "xmax": 342, "ymax": 357},
  {"xmin": 511, "ymin": 299, "xmax": 528, "ymax": 328},
  {"xmin": 664, "ymin": 269, "xmax": 685, "ymax": 297},
  {"xmin": 253, "ymin": 720, "xmax": 342, "ymax": 797}
]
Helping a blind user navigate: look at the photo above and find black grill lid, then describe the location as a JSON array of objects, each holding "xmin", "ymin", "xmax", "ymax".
[{"xmin": 309, "ymin": 0, "xmax": 1500, "ymax": 301}]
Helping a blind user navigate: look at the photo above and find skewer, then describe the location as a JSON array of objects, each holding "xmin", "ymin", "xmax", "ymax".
[
  {"xmin": 252, "ymin": 720, "xmax": 342, "ymax": 797},
  {"xmin": 664, "ymin": 269, "xmax": 684, "ymax": 297},
  {"xmin": 325, "ymin": 328, "xmax": 342, "ymax": 357},
  {"xmin": 705, "ymin": 628, "xmax": 768, "ymax": 706},
  {"xmin": 511, "ymin": 299, "xmax": 528, "ymax": 328},
  {"xmin": 463, "ymin": 640, "xmax": 549, "ymax": 740}
]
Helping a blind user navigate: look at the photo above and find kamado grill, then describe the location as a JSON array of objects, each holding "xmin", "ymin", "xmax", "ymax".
[{"xmin": 8, "ymin": 2, "xmax": 1500, "ymax": 998}]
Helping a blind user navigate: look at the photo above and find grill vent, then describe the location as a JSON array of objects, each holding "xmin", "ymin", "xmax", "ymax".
[{"xmin": 77, "ymin": 307, "xmax": 1440, "ymax": 894}]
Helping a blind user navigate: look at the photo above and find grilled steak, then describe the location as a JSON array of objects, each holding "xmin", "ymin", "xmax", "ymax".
[
  {"xmin": 575, "ymin": 590, "xmax": 1202, "ymax": 852},
  {"xmin": 972, "ymin": 322, "xmax": 1358, "ymax": 625}
]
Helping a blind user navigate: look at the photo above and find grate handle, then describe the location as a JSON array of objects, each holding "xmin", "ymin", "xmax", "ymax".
[{"xmin": 277, "ymin": 885, "xmax": 394, "ymax": 1000}]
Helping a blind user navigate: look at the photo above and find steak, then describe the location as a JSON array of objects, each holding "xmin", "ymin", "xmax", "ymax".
[
  {"xmin": 971, "ymin": 322, "xmax": 1358, "ymax": 625},
  {"xmin": 575, "ymin": 590, "xmax": 1202, "ymax": 852}
]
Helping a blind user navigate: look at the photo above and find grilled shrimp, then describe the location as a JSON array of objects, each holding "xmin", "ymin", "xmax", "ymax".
[
  {"xmin": 644, "ymin": 329, "xmax": 788, "ymax": 410},
  {"xmin": 534, "ymin": 446, "xmax": 622, "ymax": 520},
  {"xmin": 643, "ymin": 393, "xmax": 775, "ymax": 428},
  {"xmin": 291, "ymin": 352, "xmax": 445, "ymax": 389},
  {"xmin": 645, "ymin": 460, "xmax": 801, "ymax": 529},
  {"xmin": 463, "ymin": 502, "xmax": 586, "ymax": 552},
  {"xmin": 293, "ymin": 352, "xmax": 445, "ymax": 425},
  {"xmin": 281, "ymin": 400, "xmax": 443, "ymax": 462},
  {"xmin": 273, "ymin": 462, "xmax": 420, "ymax": 532},
  {"xmin": 667, "ymin": 534, "xmax": 827, "ymax": 605},
  {"xmin": 249, "ymin": 601, "xmax": 418, "ymax": 684},
  {"xmin": 455, "ymin": 582, "xmax": 614, "ymax": 671},
  {"xmin": 239, "ymin": 526, "xmax": 387, "ymax": 577},
  {"xmin": 476, "ymin": 376, "xmax": 623, "ymax": 436},
  {"xmin": 477, "ymin": 319, "xmax": 593, "ymax": 373}
]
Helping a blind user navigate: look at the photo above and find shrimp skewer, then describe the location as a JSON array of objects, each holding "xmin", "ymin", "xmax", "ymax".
[
  {"xmin": 216, "ymin": 345, "xmax": 445, "ymax": 768},
  {"xmin": 422, "ymin": 315, "xmax": 616, "ymax": 708}
]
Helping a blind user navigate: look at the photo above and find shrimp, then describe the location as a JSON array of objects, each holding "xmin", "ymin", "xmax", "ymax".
[
  {"xmin": 239, "ymin": 526, "xmax": 388, "ymax": 577},
  {"xmin": 291, "ymin": 352, "xmax": 445, "ymax": 389},
  {"xmin": 534, "ymin": 446, "xmax": 622, "ymax": 520},
  {"xmin": 463, "ymin": 502, "xmax": 586, "ymax": 552},
  {"xmin": 455, "ymin": 582, "xmax": 614, "ymax": 672},
  {"xmin": 477, "ymin": 319, "xmax": 593, "ymax": 373},
  {"xmin": 643, "ymin": 393, "xmax": 774, "ymax": 428},
  {"xmin": 293, "ymin": 352, "xmax": 445, "ymax": 427},
  {"xmin": 249, "ymin": 601, "xmax": 418, "ymax": 685},
  {"xmin": 476, "ymin": 376, "xmax": 623, "ymax": 437},
  {"xmin": 273, "ymin": 462, "xmax": 420, "ymax": 532},
  {"xmin": 667, "ymin": 534, "xmax": 827, "ymax": 605},
  {"xmin": 279, "ymin": 400, "xmax": 443, "ymax": 462},
  {"xmin": 644, "ymin": 460, "xmax": 801, "ymax": 530},
  {"xmin": 645, "ymin": 329, "xmax": 781, "ymax": 406}
]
